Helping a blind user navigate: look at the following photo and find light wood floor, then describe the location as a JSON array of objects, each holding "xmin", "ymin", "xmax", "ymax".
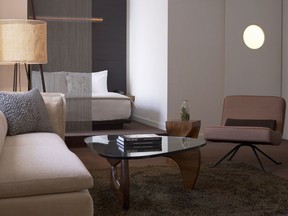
[{"xmin": 70, "ymin": 139, "xmax": 288, "ymax": 180}]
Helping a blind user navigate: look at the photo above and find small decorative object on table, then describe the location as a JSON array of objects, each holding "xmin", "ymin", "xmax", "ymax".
[{"xmin": 180, "ymin": 100, "xmax": 190, "ymax": 121}]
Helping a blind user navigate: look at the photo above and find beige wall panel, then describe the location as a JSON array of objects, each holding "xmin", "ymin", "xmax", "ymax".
[
  {"xmin": 168, "ymin": 0, "xmax": 225, "ymax": 133},
  {"xmin": 0, "ymin": 0, "xmax": 27, "ymax": 91},
  {"xmin": 225, "ymin": 0, "xmax": 282, "ymax": 96},
  {"xmin": 282, "ymin": 0, "xmax": 288, "ymax": 139}
]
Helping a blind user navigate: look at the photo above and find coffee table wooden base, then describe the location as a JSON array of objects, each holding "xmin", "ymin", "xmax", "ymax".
[
  {"xmin": 107, "ymin": 159, "xmax": 130, "ymax": 210},
  {"xmin": 165, "ymin": 148, "xmax": 200, "ymax": 188},
  {"xmin": 106, "ymin": 148, "xmax": 201, "ymax": 209}
]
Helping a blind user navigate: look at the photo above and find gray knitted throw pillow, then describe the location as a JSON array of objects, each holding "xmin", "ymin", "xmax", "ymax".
[{"xmin": 0, "ymin": 88, "xmax": 53, "ymax": 136}]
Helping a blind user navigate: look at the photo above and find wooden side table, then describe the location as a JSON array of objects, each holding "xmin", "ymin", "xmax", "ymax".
[{"xmin": 165, "ymin": 120, "xmax": 201, "ymax": 138}]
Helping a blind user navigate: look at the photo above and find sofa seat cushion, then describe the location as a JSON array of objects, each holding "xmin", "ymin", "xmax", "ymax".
[
  {"xmin": 204, "ymin": 126, "xmax": 282, "ymax": 145},
  {"xmin": 0, "ymin": 133, "xmax": 93, "ymax": 198}
]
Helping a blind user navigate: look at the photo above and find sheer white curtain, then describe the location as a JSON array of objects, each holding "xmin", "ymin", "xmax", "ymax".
[{"xmin": 30, "ymin": 0, "xmax": 93, "ymax": 132}]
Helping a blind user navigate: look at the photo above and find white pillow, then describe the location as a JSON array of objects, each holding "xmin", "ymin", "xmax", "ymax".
[
  {"xmin": 66, "ymin": 72, "xmax": 92, "ymax": 97},
  {"xmin": 92, "ymin": 70, "xmax": 108, "ymax": 93},
  {"xmin": 31, "ymin": 71, "xmax": 69, "ymax": 94},
  {"xmin": 65, "ymin": 70, "xmax": 108, "ymax": 97},
  {"xmin": 46, "ymin": 71, "xmax": 69, "ymax": 94}
]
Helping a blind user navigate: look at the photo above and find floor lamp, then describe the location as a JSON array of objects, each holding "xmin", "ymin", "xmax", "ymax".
[{"xmin": 0, "ymin": 19, "xmax": 47, "ymax": 91}]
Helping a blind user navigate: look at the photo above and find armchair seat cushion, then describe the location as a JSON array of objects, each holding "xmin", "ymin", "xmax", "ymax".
[{"xmin": 204, "ymin": 126, "xmax": 282, "ymax": 145}]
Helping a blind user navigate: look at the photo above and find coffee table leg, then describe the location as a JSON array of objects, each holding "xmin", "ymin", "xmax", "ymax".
[
  {"xmin": 165, "ymin": 148, "xmax": 201, "ymax": 189},
  {"xmin": 107, "ymin": 159, "xmax": 130, "ymax": 210}
]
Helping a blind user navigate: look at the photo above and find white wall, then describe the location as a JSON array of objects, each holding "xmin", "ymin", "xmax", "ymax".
[
  {"xmin": 168, "ymin": 0, "xmax": 225, "ymax": 134},
  {"xmin": 0, "ymin": 0, "xmax": 28, "ymax": 91},
  {"xmin": 128, "ymin": 0, "xmax": 168, "ymax": 129},
  {"xmin": 128, "ymin": 0, "xmax": 225, "ymax": 133},
  {"xmin": 282, "ymin": 0, "xmax": 288, "ymax": 139}
]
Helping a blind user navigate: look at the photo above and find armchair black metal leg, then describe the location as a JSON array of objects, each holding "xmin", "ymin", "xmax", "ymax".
[
  {"xmin": 212, "ymin": 142, "xmax": 281, "ymax": 171},
  {"xmin": 227, "ymin": 145, "xmax": 241, "ymax": 161},
  {"xmin": 250, "ymin": 146, "xmax": 265, "ymax": 172},
  {"xmin": 253, "ymin": 145, "xmax": 282, "ymax": 165},
  {"xmin": 212, "ymin": 145, "xmax": 241, "ymax": 168}
]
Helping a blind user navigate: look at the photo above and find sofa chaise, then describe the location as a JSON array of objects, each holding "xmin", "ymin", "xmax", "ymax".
[{"xmin": 0, "ymin": 91, "xmax": 94, "ymax": 216}]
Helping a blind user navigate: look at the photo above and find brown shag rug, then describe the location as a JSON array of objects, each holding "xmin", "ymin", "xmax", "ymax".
[{"xmin": 89, "ymin": 163, "xmax": 288, "ymax": 216}]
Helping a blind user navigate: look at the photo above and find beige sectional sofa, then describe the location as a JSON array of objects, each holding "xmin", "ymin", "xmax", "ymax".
[{"xmin": 0, "ymin": 92, "xmax": 94, "ymax": 216}]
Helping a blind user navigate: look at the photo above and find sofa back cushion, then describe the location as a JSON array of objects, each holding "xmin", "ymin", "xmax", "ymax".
[{"xmin": 0, "ymin": 111, "xmax": 7, "ymax": 155}]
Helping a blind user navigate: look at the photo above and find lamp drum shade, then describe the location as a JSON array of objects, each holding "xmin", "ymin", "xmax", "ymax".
[{"xmin": 0, "ymin": 19, "xmax": 47, "ymax": 64}]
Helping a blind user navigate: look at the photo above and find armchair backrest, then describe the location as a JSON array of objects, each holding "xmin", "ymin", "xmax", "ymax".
[{"xmin": 221, "ymin": 95, "xmax": 286, "ymax": 133}]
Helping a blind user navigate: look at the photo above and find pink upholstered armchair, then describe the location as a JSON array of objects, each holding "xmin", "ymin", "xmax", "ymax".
[{"xmin": 204, "ymin": 95, "xmax": 286, "ymax": 171}]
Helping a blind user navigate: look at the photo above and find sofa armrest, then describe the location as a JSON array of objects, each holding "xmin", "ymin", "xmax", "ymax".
[
  {"xmin": 0, "ymin": 111, "xmax": 7, "ymax": 155},
  {"xmin": 41, "ymin": 93, "xmax": 66, "ymax": 139}
]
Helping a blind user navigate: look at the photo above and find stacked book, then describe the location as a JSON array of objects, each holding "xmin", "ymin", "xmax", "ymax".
[{"xmin": 117, "ymin": 134, "xmax": 162, "ymax": 152}]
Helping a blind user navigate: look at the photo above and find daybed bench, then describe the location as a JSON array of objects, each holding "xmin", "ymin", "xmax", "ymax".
[{"xmin": 32, "ymin": 70, "xmax": 134, "ymax": 131}]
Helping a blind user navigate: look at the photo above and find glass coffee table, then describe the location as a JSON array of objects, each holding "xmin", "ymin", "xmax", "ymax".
[{"xmin": 85, "ymin": 135, "xmax": 206, "ymax": 210}]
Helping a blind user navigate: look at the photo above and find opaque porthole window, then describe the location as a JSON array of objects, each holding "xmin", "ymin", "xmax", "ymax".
[{"xmin": 243, "ymin": 25, "xmax": 265, "ymax": 49}]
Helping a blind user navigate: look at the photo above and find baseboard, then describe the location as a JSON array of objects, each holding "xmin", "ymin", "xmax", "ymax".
[{"xmin": 131, "ymin": 115, "xmax": 166, "ymax": 130}]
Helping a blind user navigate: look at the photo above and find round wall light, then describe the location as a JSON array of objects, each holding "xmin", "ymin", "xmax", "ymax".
[{"xmin": 243, "ymin": 25, "xmax": 265, "ymax": 49}]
